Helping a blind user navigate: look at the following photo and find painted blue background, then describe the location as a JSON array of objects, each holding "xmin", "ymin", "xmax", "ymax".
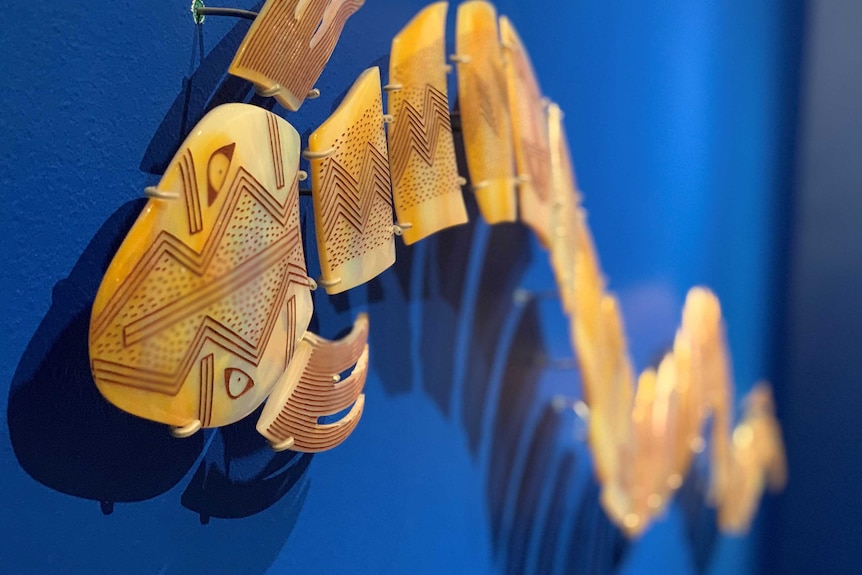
[
  {"xmin": 763, "ymin": 1, "xmax": 862, "ymax": 574},
  {"xmin": 0, "ymin": 0, "xmax": 806, "ymax": 573}
]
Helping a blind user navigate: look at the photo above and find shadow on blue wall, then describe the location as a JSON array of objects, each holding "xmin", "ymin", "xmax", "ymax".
[
  {"xmin": 7, "ymin": 200, "xmax": 204, "ymax": 509},
  {"xmin": 7, "ymin": 9, "xmax": 316, "ymax": 525},
  {"xmin": 5, "ymin": 198, "xmax": 316, "ymax": 573},
  {"xmin": 677, "ymin": 452, "xmax": 718, "ymax": 574},
  {"xmin": 140, "ymin": 4, "xmax": 264, "ymax": 176},
  {"xmin": 0, "ymin": 0, "xmax": 802, "ymax": 571},
  {"xmin": 365, "ymin": 237, "xmax": 416, "ymax": 396},
  {"xmin": 2, "ymin": 8, "xmax": 322, "ymax": 569},
  {"xmin": 5, "ymin": 194, "xmax": 314, "ymax": 514},
  {"xmin": 6, "ymin": 190, "xmax": 637, "ymax": 574},
  {"xmin": 180, "ymin": 419, "xmax": 313, "ymax": 522}
]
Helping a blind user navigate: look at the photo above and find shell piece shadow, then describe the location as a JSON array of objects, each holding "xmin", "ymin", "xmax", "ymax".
[
  {"xmin": 7, "ymin": 199, "xmax": 204, "ymax": 505},
  {"xmin": 563, "ymin": 478, "xmax": 630, "ymax": 575},
  {"xmin": 536, "ymin": 452, "xmax": 577, "ymax": 575},
  {"xmin": 418, "ymin": 208, "xmax": 478, "ymax": 415},
  {"xmin": 678, "ymin": 451, "xmax": 719, "ymax": 574},
  {"xmin": 460, "ymin": 221, "xmax": 531, "ymax": 453},
  {"xmin": 139, "ymin": 2, "xmax": 266, "ymax": 175},
  {"xmin": 181, "ymin": 412, "xmax": 314, "ymax": 521},
  {"xmin": 486, "ymin": 298, "xmax": 546, "ymax": 549},
  {"xmin": 4, "ymin": 197, "xmax": 317, "ymax": 574},
  {"xmin": 504, "ymin": 405, "xmax": 567, "ymax": 575}
]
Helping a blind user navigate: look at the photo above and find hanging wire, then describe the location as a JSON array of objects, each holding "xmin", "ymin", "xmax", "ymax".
[{"xmin": 191, "ymin": 1, "xmax": 258, "ymax": 24}]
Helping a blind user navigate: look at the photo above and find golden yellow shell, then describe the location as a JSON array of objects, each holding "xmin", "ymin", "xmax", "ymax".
[{"xmin": 89, "ymin": 104, "xmax": 312, "ymax": 429}]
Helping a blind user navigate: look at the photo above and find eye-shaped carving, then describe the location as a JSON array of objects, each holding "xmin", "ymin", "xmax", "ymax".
[
  {"xmin": 225, "ymin": 367, "xmax": 254, "ymax": 399},
  {"xmin": 207, "ymin": 143, "xmax": 236, "ymax": 206}
]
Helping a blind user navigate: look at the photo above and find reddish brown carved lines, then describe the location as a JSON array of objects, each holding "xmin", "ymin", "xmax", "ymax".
[
  {"xmin": 180, "ymin": 148, "xmax": 203, "ymax": 235},
  {"xmin": 269, "ymin": 364, "xmax": 366, "ymax": 449},
  {"xmin": 267, "ymin": 113, "xmax": 285, "ymax": 189},
  {"xmin": 207, "ymin": 144, "xmax": 236, "ymax": 206},
  {"xmin": 389, "ymin": 84, "xmax": 452, "ymax": 185},
  {"xmin": 91, "ymin": 168, "xmax": 292, "ymax": 341},
  {"xmin": 121, "ymin": 232, "xmax": 299, "ymax": 346},
  {"xmin": 466, "ymin": 67, "xmax": 499, "ymax": 138},
  {"xmin": 309, "ymin": 317, "xmax": 368, "ymax": 368},
  {"xmin": 92, "ymin": 257, "xmax": 306, "ymax": 396},
  {"xmin": 225, "ymin": 367, "xmax": 255, "ymax": 399},
  {"xmin": 199, "ymin": 354, "xmax": 215, "ymax": 426},
  {"xmin": 284, "ymin": 295, "xmax": 297, "ymax": 371},
  {"xmin": 522, "ymin": 140, "xmax": 551, "ymax": 202},
  {"xmin": 318, "ymin": 143, "xmax": 392, "ymax": 239},
  {"xmin": 234, "ymin": 0, "xmax": 363, "ymax": 109},
  {"xmin": 91, "ymin": 167, "xmax": 305, "ymax": 397},
  {"xmin": 266, "ymin": 318, "xmax": 369, "ymax": 450}
]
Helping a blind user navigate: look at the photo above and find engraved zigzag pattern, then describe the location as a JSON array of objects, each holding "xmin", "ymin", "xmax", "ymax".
[
  {"xmin": 462, "ymin": 64, "xmax": 500, "ymax": 139},
  {"xmin": 92, "ymin": 256, "xmax": 308, "ymax": 396},
  {"xmin": 318, "ymin": 143, "xmax": 392, "ymax": 240},
  {"xmin": 91, "ymin": 170, "xmax": 305, "ymax": 396},
  {"xmin": 476, "ymin": 77, "xmax": 499, "ymax": 137},
  {"xmin": 121, "ymin": 232, "xmax": 299, "ymax": 346},
  {"xmin": 91, "ymin": 169, "xmax": 296, "ymax": 340},
  {"xmin": 389, "ymin": 84, "xmax": 452, "ymax": 186}
]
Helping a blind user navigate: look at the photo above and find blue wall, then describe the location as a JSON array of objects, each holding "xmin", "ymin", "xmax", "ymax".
[
  {"xmin": 0, "ymin": 1, "xmax": 802, "ymax": 573},
  {"xmin": 765, "ymin": 1, "xmax": 862, "ymax": 573}
]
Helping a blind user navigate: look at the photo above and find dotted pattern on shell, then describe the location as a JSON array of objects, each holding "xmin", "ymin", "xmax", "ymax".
[
  {"xmin": 90, "ymin": 163, "xmax": 306, "ymax": 396},
  {"xmin": 318, "ymin": 93, "xmax": 394, "ymax": 270},
  {"xmin": 388, "ymin": 43, "xmax": 461, "ymax": 212}
]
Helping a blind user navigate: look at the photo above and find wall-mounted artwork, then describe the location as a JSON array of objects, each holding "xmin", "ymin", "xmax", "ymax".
[
  {"xmin": 89, "ymin": 104, "xmax": 314, "ymax": 436},
  {"xmin": 501, "ymin": 16, "xmax": 554, "ymax": 246},
  {"xmin": 387, "ymin": 1, "xmax": 469, "ymax": 244},
  {"xmin": 454, "ymin": 0, "xmax": 518, "ymax": 224},
  {"xmin": 307, "ymin": 67, "xmax": 396, "ymax": 294},
  {"xmin": 257, "ymin": 313, "xmax": 369, "ymax": 452},
  {"xmin": 230, "ymin": 0, "xmax": 365, "ymax": 111},
  {"xmin": 2, "ymin": 0, "xmax": 808, "ymax": 571},
  {"xmin": 78, "ymin": 0, "xmax": 785, "ymax": 544}
]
